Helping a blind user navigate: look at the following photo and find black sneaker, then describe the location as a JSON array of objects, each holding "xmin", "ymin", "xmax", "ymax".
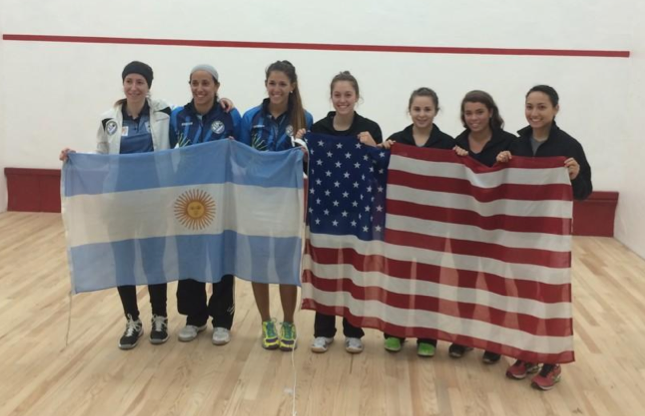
[
  {"xmin": 448, "ymin": 343, "xmax": 473, "ymax": 358},
  {"xmin": 119, "ymin": 314, "xmax": 143, "ymax": 350},
  {"xmin": 150, "ymin": 315, "xmax": 169, "ymax": 345},
  {"xmin": 482, "ymin": 350, "xmax": 501, "ymax": 364}
]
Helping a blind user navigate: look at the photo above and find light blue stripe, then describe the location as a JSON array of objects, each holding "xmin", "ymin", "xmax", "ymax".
[
  {"xmin": 63, "ymin": 139, "xmax": 303, "ymax": 197},
  {"xmin": 70, "ymin": 231, "xmax": 302, "ymax": 293}
]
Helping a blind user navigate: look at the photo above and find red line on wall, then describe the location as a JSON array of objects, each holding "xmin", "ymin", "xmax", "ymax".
[{"xmin": 2, "ymin": 34, "xmax": 630, "ymax": 58}]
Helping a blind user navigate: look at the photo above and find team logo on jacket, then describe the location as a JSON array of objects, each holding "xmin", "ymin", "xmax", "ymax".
[
  {"xmin": 285, "ymin": 125, "xmax": 294, "ymax": 137},
  {"xmin": 174, "ymin": 189, "xmax": 216, "ymax": 230},
  {"xmin": 211, "ymin": 121, "xmax": 225, "ymax": 135},
  {"xmin": 106, "ymin": 120, "xmax": 118, "ymax": 135}
]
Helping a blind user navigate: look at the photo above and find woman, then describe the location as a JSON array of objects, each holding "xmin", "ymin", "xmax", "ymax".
[
  {"xmin": 309, "ymin": 71, "xmax": 382, "ymax": 355},
  {"xmin": 239, "ymin": 60, "xmax": 313, "ymax": 351},
  {"xmin": 60, "ymin": 61, "xmax": 172, "ymax": 350},
  {"xmin": 381, "ymin": 87, "xmax": 454, "ymax": 358},
  {"xmin": 497, "ymin": 85, "xmax": 592, "ymax": 391},
  {"xmin": 171, "ymin": 64, "xmax": 241, "ymax": 345},
  {"xmin": 450, "ymin": 90, "xmax": 516, "ymax": 363}
]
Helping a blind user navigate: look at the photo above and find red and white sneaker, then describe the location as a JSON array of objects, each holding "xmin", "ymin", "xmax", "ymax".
[
  {"xmin": 505, "ymin": 360, "xmax": 540, "ymax": 380},
  {"xmin": 531, "ymin": 364, "xmax": 562, "ymax": 391}
]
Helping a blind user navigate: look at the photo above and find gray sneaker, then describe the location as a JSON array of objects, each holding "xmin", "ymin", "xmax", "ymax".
[
  {"xmin": 212, "ymin": 327, "xmax": 231, "ymax": 345},
  {"xmin": 178, "ymin": 324, "xmax": 207, "ymax": 342},
  {"xmin": 345, "ymin": 337, "xmax": 364, "ymax": 354},
  {"xmin": 311, "ymin": 336, "xmax": 334, "ymax": 353}
]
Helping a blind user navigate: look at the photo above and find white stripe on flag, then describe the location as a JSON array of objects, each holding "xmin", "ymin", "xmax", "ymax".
[
  {"xmin": 386, "ymin": 214, "xmax": 572, "ymax": 252},
  {"xmin": 66, "ymin": 184, "xmax": 303, "ymax": 246},
  {"xmin": 307, "ymin": 232, "xmax": 570, "ymax": 285},
  {"xmin": 304, "ymin": 256, "xmax": 571, "ymax": 319},
  {"xmin": 387, "ymin": 184, "xmax": 572, "ymax": 218},
  {"xmin": 391, "ymin": 156, "xmax": 571, "ymax": 188}
]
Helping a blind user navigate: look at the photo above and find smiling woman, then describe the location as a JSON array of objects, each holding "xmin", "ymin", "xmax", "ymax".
[{"xmin": 58, "ymin": 61, "xmax": 174, "ymax": 351}]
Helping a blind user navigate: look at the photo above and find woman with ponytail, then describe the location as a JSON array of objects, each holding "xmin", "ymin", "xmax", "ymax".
[{"xmin": 240, "ymin": 60, "xmax": 313, "ymax": 351}]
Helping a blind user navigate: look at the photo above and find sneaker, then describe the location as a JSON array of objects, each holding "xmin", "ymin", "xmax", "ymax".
[
  {"xmin": 212, "ymin": 327, "xmax": 231, "ymax": 345},
  {"xmin": 261, "ymin": 320, "xmax": 279, "ymax": 350},
  {"xmin": 506, "ymin": 360, "xmax": 540, "ymax": 380},
  {"xmin": 149, "ymin": 315, "xmax": 169, "ymax": 345},
  {"xmin": 345, "ymin": 337, "xmax": 364, "ymax": 354},
  {"xmin": 279, "ymin": 322, "xmax": 297, "ymax": 351},
  {"xmin": 448, "ymin": 343, "xmax": 473, "ymax": 358},
  {"xmin": 531, "ymin": 364, "xmax": 562, "ymax": 391},
  {"xmin": 384, "ymin": 337, "xmax": 402, "ymax": 353},
  {"xmin": 119, "ymin": 314, "xmax": 143, "ymax": 350},
  {"xmin": 178, "ymin": 323, "xmax": 207, "ymax": 342},
  {"xmin": 482, "ymin": 351, "xmax": 501, "ymax": 364},
  {"xmin": 417, "ymin": 342, "xmax": 436, "ymax": 358},
  {"xmin": 311, "ymin": 336, "xmax": 334, "ymax": 353}
]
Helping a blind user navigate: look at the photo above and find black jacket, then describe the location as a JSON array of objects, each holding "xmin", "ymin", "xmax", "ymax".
[
  {"xmin": 511, "ymin": 123, "xmax": 592, "ymax": 201},
  {"xmin": 454, "ymin": 128, "xmax": 516, "ymax": 167},
  {"xmin": 311, "ymin": 111, "xmax": 382, "ymax": 143},
  {"xmin": 388, "ymin": 124, "xmax": 454, "ymax": 149}
]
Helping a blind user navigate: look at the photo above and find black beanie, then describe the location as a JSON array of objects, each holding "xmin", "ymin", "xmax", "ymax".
[{"xmin": 122, "ymin": 61, "xmax": 153, "ymax": 87}]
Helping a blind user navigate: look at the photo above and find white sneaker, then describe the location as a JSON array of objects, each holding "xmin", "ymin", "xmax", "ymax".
[
  {"xmin": 311, "ymin": 336, "xmax": 334, "ymax": 353},
  {"xmin": 212, "ymin": 327, "xmax": 231, "ymax": 345},
  {"xmin": 178, "ymin": 324, "xmax": 207, "ymax": 342},
  {"xmin": 345, "ymin": 337, "xmax": 364, "ymax": 354}
]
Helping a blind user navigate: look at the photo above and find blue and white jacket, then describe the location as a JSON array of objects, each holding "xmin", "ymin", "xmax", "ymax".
[
  {"xmin": 240, "ymin": 98, "xmax": 313, "ymax": 152},
  {"xmin": 170, "ymin": 100, "xmax": 241, "ymax": 147},
  {"xmin": 97, "ymin": 98, "xmax": 171, "ymax": 154}
]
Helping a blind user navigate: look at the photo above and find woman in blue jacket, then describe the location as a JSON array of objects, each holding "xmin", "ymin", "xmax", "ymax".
[
  {"xmin": 239, "ymin": 60, "xmax": 313, "ymax": 351},
  {"xmin": 171, "ymin": 64, "xmax": 241, "ymax": 346}
]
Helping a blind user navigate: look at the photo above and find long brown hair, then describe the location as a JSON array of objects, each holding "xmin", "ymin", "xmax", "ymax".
[{"xmin": 265, "ymin": 60, "xmax": 307, "ymax": 132}]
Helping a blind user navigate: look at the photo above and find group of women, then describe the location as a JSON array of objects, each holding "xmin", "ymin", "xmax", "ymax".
[{"xmin": 59, "ymin": 59, "xmax": 592, "ymax": 392}]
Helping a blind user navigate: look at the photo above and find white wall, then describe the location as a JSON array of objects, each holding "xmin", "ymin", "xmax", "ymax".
[
  {"xmin": 614, "ymin": 0, "xmax": 645, "ymax": 258},
  {"xmin": 1, "ymin": 0, "xmax": 643, "ymax": 258}
]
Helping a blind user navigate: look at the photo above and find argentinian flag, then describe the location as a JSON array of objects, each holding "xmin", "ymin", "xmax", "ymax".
[{"xmin": 62, "ymin": 140, "xmax": 304, "ymax": 293}]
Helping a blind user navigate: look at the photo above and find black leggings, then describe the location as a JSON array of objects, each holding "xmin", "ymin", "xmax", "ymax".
[{"xmin": 117, "ymin": 284, "xmax": 168, "ymax": 320}]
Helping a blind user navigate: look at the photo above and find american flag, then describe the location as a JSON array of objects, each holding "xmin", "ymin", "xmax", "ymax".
[{"xmin": 302, "ymin": 133, "xmax": 574, "ymax": 364}]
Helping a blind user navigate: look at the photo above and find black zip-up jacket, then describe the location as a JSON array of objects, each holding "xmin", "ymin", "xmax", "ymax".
[
  {"xmin": 388, "ymin": 124, "xmax": 454, "ymax": 149},
  {"xmin": 511, "ymin": 122, "xmax": 592, "ymax": 201},
  {"xmin": 454, "ymin": 128, "xmax": 516, "ymax": 167},
  {"xmin": 311, "ymin": 111, "xmax": 382, "ymax": 143}
]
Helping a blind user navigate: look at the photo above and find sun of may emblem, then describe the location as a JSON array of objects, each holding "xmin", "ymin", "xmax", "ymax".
[{"xmin": 174, "ymin": 189, "xmax": 216, "ymax": 230}]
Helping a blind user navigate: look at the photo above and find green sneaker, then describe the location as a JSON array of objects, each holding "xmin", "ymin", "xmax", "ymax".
[
  {"xmin": 261, "ymin": 320, "xmax": 279, "ymax": 350},
  {"xmin": 417, "ymin": 342, "xmax": 436, "ymax": 357},
  {"xmin": 279, "ymin": 322, "xmax": 297, "ymax": 351},
  {"xmin": 384, "ymin": 337, "xmax": 402, "ymax": 352}
]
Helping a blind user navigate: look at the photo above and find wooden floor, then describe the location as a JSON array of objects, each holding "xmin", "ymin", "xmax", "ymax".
[{"xmin": 1, "ymin": 212, "xmax": 645, "ymax": 416}]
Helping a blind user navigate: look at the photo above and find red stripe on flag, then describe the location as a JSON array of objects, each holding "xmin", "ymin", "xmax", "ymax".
[
  {"xmin": 391, "ymin": 147, "xmax": 569, "ymax": 172},
  {"xmin": 388, "ymin": 170, "xmax": 573, "ymax": 202},
  {"xmin": 306, "ymin": 245, "xmax": 571, "ymax": 303},
  {"xmin": 302, "ymin": 300, "xmax": 575, "ymax": 364},
  {"xmin": 387, "ymin": 200, "xmax": 572, "ymax": 235},
  {"xmin": 385, "ymin": 229, "xmax": 572, "ymax": 268},
  {"xmin": 304, "ymin": 272, "xmax": 572, "ymax": 337}
]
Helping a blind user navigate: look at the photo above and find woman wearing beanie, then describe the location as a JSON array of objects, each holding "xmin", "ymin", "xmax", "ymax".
[
  {"xmin": 170, "ymin": 64, "xmax": 242, "ymax": 345},
  {"xmin": 60, "ymin": 61, "xmax": 173, "ymax": 350}
]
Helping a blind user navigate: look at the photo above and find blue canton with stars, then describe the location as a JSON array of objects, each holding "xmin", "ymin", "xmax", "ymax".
[{"xmin": 305, "ymin": 133, "xmax": 390, "ymax": 241}]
